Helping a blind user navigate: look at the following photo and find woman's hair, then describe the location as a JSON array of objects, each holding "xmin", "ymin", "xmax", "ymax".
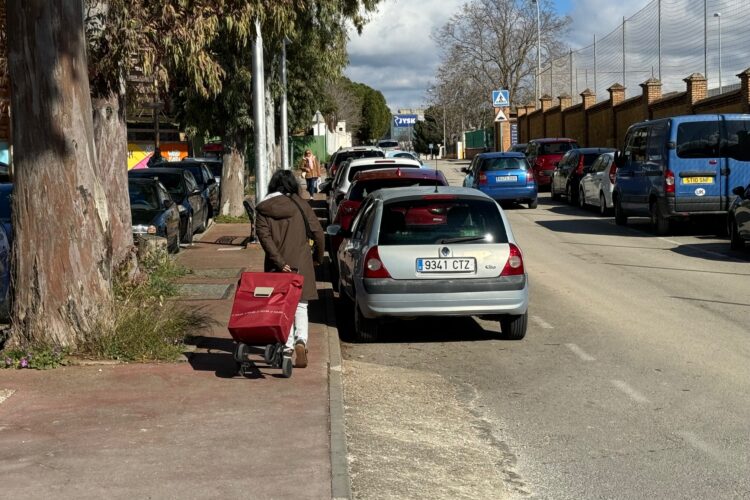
[{"xmin": 267, "ymin": 169, "xmax": 300, "ymax": 196}]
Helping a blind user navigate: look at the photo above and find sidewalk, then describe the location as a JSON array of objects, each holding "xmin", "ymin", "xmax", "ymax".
[{"xmin": 0, "ymin": 222, "xmax": 342, "ymax": 499}]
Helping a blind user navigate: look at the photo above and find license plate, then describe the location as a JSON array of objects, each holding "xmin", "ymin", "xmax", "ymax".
[
  {"xmin": 416, "ymin": 258, "xmax": 476, "ymax": 273},
  {"xmin": 494, "ymin": 175, "xmax": 517, "ymax": 183},
  {"xmin": 682, "ymin": 177, "xmax": 714, "ymax": 184}
]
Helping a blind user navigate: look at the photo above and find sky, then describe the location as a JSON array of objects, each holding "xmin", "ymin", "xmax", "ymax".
[{"xmin": 345, "ymin": 0, "xmax": 652, "ymax": 111}]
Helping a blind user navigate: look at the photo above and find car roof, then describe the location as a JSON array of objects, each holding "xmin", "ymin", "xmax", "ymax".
[
  {"xmin": 530, "ymin": 138, "xmax": 577, "ymax": 143},
  {"xmin": 337, "ymin": 146, "xmax": 383, "ymax": 152},
  {"xmin": 347, "ymin": 158, "xmax": 422, "ymax": 169},
  {"xmin": 129, "ymin": 167, "xmax": 187, "ymax": 176},
  {"xmin": 575, "ymin": 148, "xmax": 617, "ymax": 153},
  {"xmin": 129, "ymin": 177, "xmax": 161, "ymax": 185},
  {"xmin": 352, "ymin": 168, "xmax": 446, "ymax": 182},
  {"xmin": 184, "ymin": 157, "xmax": 221, "ymax": 163},
  {"xmin": 370, "ymin": 185, "xmax": 494, "ymax": 203},
  {"xmin": 476, "ymin": 152, "xmax": 526, "ymax": 159}
]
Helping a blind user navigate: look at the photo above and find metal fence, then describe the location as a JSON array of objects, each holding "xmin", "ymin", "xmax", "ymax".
[{"xmin": 539, "ymin": 0, "xmax": 749, "ymax": 104}]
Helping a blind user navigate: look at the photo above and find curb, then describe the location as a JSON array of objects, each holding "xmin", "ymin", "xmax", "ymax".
[
  {"xmin": 191, "ymin": 218, "xmax": 215, "ymax": 243},
  {"xmin": 322, "ymin": 264, "xmax": 352, "ymax": 500}
]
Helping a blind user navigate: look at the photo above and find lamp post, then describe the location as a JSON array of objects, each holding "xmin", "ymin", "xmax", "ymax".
[
  {"xmin": 714, "ymin": 12, "xmax": 722, "ymax": 93},
  {"xmin": 532, "ymin": 0, "xmax": 541, "ymax": 105}
]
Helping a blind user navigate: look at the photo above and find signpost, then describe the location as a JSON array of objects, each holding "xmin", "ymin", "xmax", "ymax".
[{"xmin": 492, "ymin": 89, "xmax": 510, "ymax": 151}]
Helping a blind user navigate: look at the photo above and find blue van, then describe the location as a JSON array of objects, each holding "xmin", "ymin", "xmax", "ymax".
[{"xmin": 613, "ymin": 114, "xmax": 750, "ymax": 234}]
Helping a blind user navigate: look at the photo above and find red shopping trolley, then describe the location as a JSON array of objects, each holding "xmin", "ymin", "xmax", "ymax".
[{"xmin": 228, "ymin": 272, "xmax": 304, "ymax": 378}]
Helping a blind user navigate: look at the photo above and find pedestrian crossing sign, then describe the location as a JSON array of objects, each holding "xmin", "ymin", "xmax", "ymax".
[{"xmin": 492, "ymin": 90, "xmax": 510, "ymax": 107}]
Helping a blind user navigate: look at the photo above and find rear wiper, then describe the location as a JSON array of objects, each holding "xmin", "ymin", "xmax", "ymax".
[{"xmin": 438, "ymin": 236, "xmax": 488, "ymax": 244}]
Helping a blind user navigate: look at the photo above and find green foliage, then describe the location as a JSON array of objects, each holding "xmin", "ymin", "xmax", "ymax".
[
  {"xmin": 214, "ymin": 213, "xmax": 250, "ymax": 224},
  {"xmin": 2, "ymin": 346, "xmax": 67, "ymax": 370},
  {"xmin": 414, "ymin": 107, "xmax": 443, "ymax": 155}
]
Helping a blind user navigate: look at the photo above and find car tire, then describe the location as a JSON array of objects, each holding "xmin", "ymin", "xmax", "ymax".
[
  {"xmin": 551, "ymin": 189, "xmax": 561, "ymax": 201},
  {"xmin": 330, "ymin": 256, "xmax": 340, "ymax": 293},
  {"xmin": 528, "ymin": 199, "xmax": 538, "ymax": 209},
  {"xmin": 650, "ymin": 200, "xmax": 670, "ymax": 236},
  {"xmin": 196, "ymin": 209, "xmax": 208, "ymax": 233},
  {"xmin": 614, "ymin": 198, "xmax": 627, "ymax": 226},
  {"xmin": 182, "ymin": 216, "xmax": 194, "ymax": 244},
  {"xmin": 354, "ymin": 299, "xmax": 379, "ymax": 342},
  {"xmin": 730, "ymin": 218, "xmax": 745, "ymax": 250},
  {"xmin": 599, "ymin": 193, "xmax": 611, "ymax": 216},
  {"xmin": 500, "ymin": 312, "xmax": 527, "ymax": 340},
  {"xmin": 566, "ymin": 184, "xmax": 574, "ymax": 204},
  {"xmin": 578, "ymin": 184, "xmax": 586, "ymax": 209}
]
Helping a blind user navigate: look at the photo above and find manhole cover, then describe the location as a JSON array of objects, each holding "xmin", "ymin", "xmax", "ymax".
[
  {"xmin": 177, "ymin": 284, "xmax": 233, "ymax": 300},
  {"xmin": 188, "ymin": 268, "xmax": 244, "ymax": 279}
]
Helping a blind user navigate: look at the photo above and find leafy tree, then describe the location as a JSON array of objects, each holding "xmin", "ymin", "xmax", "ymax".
[
  {"xmin": 414, "ymin": 107, "xmax": 443, "ymax": 155},
  {"xmin": 347, "ymin": 82, "xmax": 391, "ymax": 144}
]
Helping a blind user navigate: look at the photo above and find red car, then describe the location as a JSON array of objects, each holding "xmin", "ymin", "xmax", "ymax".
[
  {"xmin": 525, "ymin": 138, "xmax": 579, "ymax": 190},
  {"xmin": 329, "ymin": 167, "xmax": 449, "ymax": 260}
]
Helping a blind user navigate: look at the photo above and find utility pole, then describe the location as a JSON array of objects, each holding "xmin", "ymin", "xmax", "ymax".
[
  {"xmin": 570, "ymin": 49, "xmax": 574, "ymax": 97},
  {"xmin": 622, "ymin": 16, "xmax": 626, "ymax": 89},
  {"xmin": 715, "ymin": 12, "xmax": 722, "ymax": 93},
  {"xmin": 280, "ymin": 38, "xmax": 289, "ymax": 170},
  {"xmin": 253, "ymin": 19, "xmax": 268, "ymax": 201},
  {"xmin": 658, "ymin": 0, "xmax": 662, "ymax": 81},
  {"xmin": 704, "ymin": 0, "xmax": 708, "ymax": 78},
  {"xmin": 533, "ymin": 0, "xmax": 541, "ymax": 106},
  {"xmin": 593, "ymin": 34, "xmax": 597, "ymax": 96}
]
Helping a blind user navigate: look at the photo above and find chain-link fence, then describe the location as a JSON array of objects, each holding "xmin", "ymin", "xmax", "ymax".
[{"xmin": 539, "ymin": 0, "xmax": 748, "ymax": 104}]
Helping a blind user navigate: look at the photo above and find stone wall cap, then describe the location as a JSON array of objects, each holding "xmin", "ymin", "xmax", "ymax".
[
  {"xmin": 580, "ymin": 88, "xmax": 595, "ymax": 97},
  {"xmin": 736, "ymin": 68, "xmax": 750, "ymax": 77},
  {"xmin": 558, "ymin": 93, "xmax": 572, "ymax": 99},
  {"xmin": 640, "ymin": 77, "xmax": 662, "ymax": 86},
  {"xmin": 607, "ymin": 83, "xmax": 625, "ymax": 91},
  {"xmin": 540, "ymin": 94, "xmax": 553, "ymax": 101},
  {"xmin": 684, "ymin": 73, "xmax": 707, "ymax": 82}
]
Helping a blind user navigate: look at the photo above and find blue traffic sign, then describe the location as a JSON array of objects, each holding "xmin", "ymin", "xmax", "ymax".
[{"xmin": 492, "ymin": 90, "xmax": 510, "ymax": 107}]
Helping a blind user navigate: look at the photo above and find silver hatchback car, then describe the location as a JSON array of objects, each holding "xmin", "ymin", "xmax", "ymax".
[{"xmin": 328, "ymin": 186, "xmax": 529, "ymax": 341}]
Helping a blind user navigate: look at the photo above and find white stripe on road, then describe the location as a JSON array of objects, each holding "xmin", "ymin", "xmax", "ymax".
[
  {"xmin": 676, "ymin": 431, "xmax": 725, "ymax": 463},
  {"xmin": 531, "ymin": 315, "xmax": 554, "ymax": 330},
  {"xmin": 0, "ymin": 389, "xmax": 15, "ymax": 405},
  {"xmin": 565, "ymin": 343, "xmax": 596, "ymax": 362},
  {"xmin": 611, "ymin": 379, "xmax": 651, "ymax": 404}
]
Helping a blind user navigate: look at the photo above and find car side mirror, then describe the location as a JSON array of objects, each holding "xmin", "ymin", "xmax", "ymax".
[
  {"xmin": 732, "ymin": 186, "xmax": 747, "ymax": 197},
  {"xmin": 164, "ymin": 199, "xmax": 175, "ymax": 209},
  {"xmin": 326, "ymin": 224, "xmax": 351, "ymax": 238},
  {"xmin": 461, "ymin": 167, "xmax": 470, "ymax": 174}
]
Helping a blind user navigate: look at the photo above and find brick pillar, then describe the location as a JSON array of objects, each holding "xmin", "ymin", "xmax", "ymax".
[
  {"xmin": 639, "ymin": 77, "xmax": 662, "ymax": 120},
  {"xmin": 608, "ymin": 83, "xmax": 625, "ymax": 106},
  {"xmin": 738, "ymin": 68, "xmax": 750, "ymax": 113},
  {"xmin": 684, "ymin": 73, "xmax": 707, "ymax": 108},
  {"xmin": 607, "ymin": 85, "xmax": 625, "ymax": 148},
  {"xmin": 516, "ymin": 106, "xmax": 527, "ymax": 118},
  {"xmin": 540, "ymin": 95, "xmax": 552, "ymax": 136},
  {"xmin": 559, "ymin": 94, "xmax": 571, "ymax": 137},
  {"xmin": 581, "ymin": 89, "xmax": 595, "ymax": 147}
]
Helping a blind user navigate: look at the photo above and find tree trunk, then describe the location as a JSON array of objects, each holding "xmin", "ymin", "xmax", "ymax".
[
  {"xmin": 7, "ymin": 0, "xmax": 113, "ymax": 348},
  {"xmin": 92, "ymin": 91, "xmax": 136, "ymax": 272},
  {"xmin": 265, "ymin": 89, "xmax": 279, "ymax": 173},
  {"xmin": 220, "ymin": 135, "xmax": 246, "ymax": 216}
]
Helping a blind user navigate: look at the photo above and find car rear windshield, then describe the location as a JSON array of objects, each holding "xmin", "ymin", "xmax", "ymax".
[
  {"xmin": 349, "ymin": 178, "xmax": 445, "ymax": 200},
  {"xmin": 336, "ymin": 150, "xmax": 384, "ymax": 165},
  {"xmin": 129, "ymin": 182, "xmax": 160, "ymax": 210},
  {"xmin": 378, "ymin": 198, "xmax": 508, "ymax": 246},
  {"xmin": 539, "ymin": 142, "xmax": 577, "ymax": 155},
  {"xmin": 136, "ymin": 173, "xmax": 185, "ymax": 198},
  {"xmin": 479, "ymin": 157, "xmax": 528, "ymax": 171},
  {"xmin": 348, "ymin": 164, "xmax": 418, "ymax": 182},
  {"xmin": 378, "ymin": 141, "xmax": 399, "ymax": 148},
  {"xmin": 583, "ymin": 153, "xmax": 604, "ymax": 166}
]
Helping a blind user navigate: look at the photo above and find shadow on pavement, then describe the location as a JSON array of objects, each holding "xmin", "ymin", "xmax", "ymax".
[
  {"xmin": 185, "ymin": 335, "xmax": 277, "ymax": 379},
  {"xmin": 670, "ymin": 243, "xmax": 750, "ymax": 263},
  {"xmin": 535, "ymin": 218, "xmax": 652, "ymax": 237}
]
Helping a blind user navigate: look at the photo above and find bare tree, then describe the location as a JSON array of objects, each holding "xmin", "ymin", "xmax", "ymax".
[{"xmin": 325, "ymin": 79, "xmax": 362, "ymax": 132}]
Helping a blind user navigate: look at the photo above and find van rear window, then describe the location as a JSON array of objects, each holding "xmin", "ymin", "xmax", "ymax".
[
  {"xmin": 676, "ymin": 121, "xmax": 720, "ymax": 158},
  {"xmin": 722, "ymin": 120, "xmax": 750, "ymax": 161}
]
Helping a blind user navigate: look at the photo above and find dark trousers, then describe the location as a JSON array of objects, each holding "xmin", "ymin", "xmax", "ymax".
[{"xmin": 306, "ymin": 177, "xmax": 318, "ymax": 196}]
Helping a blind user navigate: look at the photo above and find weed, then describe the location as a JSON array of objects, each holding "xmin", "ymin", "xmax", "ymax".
[
  {"xmin": 214, "ymin": 213, "xmax": 249, "ymax": 224},
  {"xmin": 2, "ymin": 346, "xmax": 67, "ymax": 370}
]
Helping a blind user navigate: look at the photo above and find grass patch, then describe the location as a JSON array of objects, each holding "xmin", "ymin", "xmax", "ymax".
[{"xmin": 214, "ymin": 213, "xmax": 249, "ymax": 224}]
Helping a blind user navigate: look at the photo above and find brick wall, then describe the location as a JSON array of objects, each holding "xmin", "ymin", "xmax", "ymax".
[
  {"xmin": 0, "ymin": 1, "xmax": 9, "ymax": 143},
  {"xmin": 518, "ymin": 69, "xmax": 750, "ymax": 149}
]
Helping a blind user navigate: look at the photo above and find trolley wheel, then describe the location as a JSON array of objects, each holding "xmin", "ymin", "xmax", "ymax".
[
  {"xmin": 282, "ymin": 357, "xmax": 293, "ymax": 378},
  {"xmin": 234, "ymin": 342, "xmax": 250, "ymax": 363},
  {"xmin": 264, "ymin": 345, "xmax": 274, "ymax": 364}
]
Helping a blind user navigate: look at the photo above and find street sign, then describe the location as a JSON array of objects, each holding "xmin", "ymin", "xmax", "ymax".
[
  {"xmin": 393, "ymin": 114, "xmax": 418, "ymax": 128},
  {"xmin": 429, "ymin": 143, "xmax": 434, "ymax": 149},
  {"xmin": 492, "ymin": 89, "xmax": 510, "ymax": 107},
  {"xmin": 494, "ymin": 109, "xmax": 508, "ymax": 122}
]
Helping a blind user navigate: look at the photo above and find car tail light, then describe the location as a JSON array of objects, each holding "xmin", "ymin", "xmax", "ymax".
[
  {"xmin": 576, "ymin": 156, "xmax": 585, "ymax": 175},
  {"xmin": 500, "ymin": 244, "xmax": 525, "ymax": 276},
  {"xmin": 479, "ymin": 172, "xmax": 487, "ymax": 185},
  {"xmin": 341, "ymin": 201, "xmax": 357, "ymax": 215},
  {"xmin": 526, "ymin": 170, "xmax": 534, "ymax": 183},
  {"xmin": 609, "ymin": 163, "xmax": 618, "ymax": 184},
  {"xmin": 363, "ymin": 246, "xmax": 391, "ymax": 279},
  {"xmin": 664, "ymin": 169, "xmax": 675, "ymax": 194}
]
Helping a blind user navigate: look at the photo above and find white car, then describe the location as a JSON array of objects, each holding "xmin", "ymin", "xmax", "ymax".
[
  {"xmin": 329, "ymin": 186, "xmax": 529, "ymax": 341},
  {"xmin": 327, "ymin": 157, "xmax": 422, "ymax": 222},
  {"xmin": 578, "ymin": 152, "xmax": 616, "ymax": 215}
]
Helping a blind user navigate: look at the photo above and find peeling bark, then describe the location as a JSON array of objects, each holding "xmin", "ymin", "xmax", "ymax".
[
  {"xmin": 220, "ymin": 136, "xmax": 246, "ymax": 216},
  {"xmin": 7, "ymin": 0, "xmax": 113, "ymax": 348}
]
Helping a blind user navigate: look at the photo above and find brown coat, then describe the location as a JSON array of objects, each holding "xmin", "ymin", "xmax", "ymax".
[
  {"xmin": 255, "ymin": 193, "xmax": 325, "ymax": 301},
  {"xmin": 298, "ymin": 155, "xmax": 323, "ymax": 179}
]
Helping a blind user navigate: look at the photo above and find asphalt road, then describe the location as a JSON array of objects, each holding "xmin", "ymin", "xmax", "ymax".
[{"xmin": 341, "ymin": 160, "xmax": 750, "ymax": 499}]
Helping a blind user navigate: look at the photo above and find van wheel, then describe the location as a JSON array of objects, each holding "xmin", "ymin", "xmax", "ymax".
[
  {"xmin": 614, "ymin": 198, "xmax": 627, "ymax": 226},
  {"xmin": 354, "ymin": 300, "xmax": 379, "ymax": 342},
  {"xmin": 730, "ymin": 219, "xmax": 745, "ymax": 250},
  {"xmin": 650, "ymin": 201, "xmax": 670, "ymax": 235},
  {"xmin": 500, "ymin": 312, "xmax": 527, "ymax": 340}
]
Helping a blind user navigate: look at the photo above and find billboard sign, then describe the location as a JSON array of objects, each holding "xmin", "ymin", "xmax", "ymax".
[{"xmin": 393, "ymin": 114, "xmax": 418, "ymax": 128}]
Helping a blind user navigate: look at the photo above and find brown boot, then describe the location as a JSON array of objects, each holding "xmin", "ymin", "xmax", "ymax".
[{"xmin": 294, "ymin": 340, "xmax": 308, "ymax": 368}]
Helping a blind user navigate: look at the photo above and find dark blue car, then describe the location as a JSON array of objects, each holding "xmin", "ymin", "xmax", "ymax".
[
  {"xmin": 128, "ymin": 178, "xmax": 181, "ymax": 253},
  {"xmin": 462, "ymin": 152, "xmax": 538, "ymax": 209}
]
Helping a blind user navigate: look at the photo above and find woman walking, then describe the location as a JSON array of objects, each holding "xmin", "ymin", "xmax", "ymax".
[
  {"xmin": 298, "ymin": 149, "xmax": 323, "ymax": 196},
  {"xmin": 255, "ymin": 170, "xmax": 325, "ymax": 367}
]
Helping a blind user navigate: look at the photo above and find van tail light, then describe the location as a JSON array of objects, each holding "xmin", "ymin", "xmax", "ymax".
[
  {"xmin": 500, "ymin": 244, "xmax": 525, "ymax": 276},
  {"xmin": 609, "ymin": 163, "xmax": 618, "ymax": 184},
  {"xmin": 478, "ymin": 172, "xmax": 488, "ymax": 185},
  {"xmin": 664, "ymin": 169, "xmax": 675, "ymax": 194},
  {"xmin": 363, "ymin": 246, "xmax": 391, "ymax": 279}
]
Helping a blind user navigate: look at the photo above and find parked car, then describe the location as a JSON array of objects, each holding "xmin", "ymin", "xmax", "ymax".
[
  {"xmin": 329, "ymin": 186, "xmax": 529, "ymax": 341},
  {"xmin": 327, "ymin": 146, "xmax": 385, "ymax": 177},
  {"xmin": 510, "ymin": 143, "xmax": 528, "ymax": 154},
  {"xmin": 728, "ymin": 183, "xmax": 750, "ymax": 250},
  {"xmin": 377, "ymin": 139, "xmax": 400, "ymax": 152},
  {"xmin": 551, "ymin": 147, "xmax": 616, "ymax": 205},
  {"xmin": 0, "ymin": 162, "xmax": 10, "ymax": 183},
  {"xmin": 613, "ymin": 115, "xmax": 750, "ymax": 235},
  {"xmin": 128, "ymin": 178, "xmax": 182, "ymax": 253},
  {"xmin": 128, "ymin": 167, "xmax": 208, "ymax": 243},
  {"xmin": 578, "ymin": 152, "xmax": 617, "ymax": 215},
  {"xmin": 172, "ymin": 160, "xmax": 220, "ymax": 217},
  {"xmin": 329, "ymin": 167, "xmax": 450, "ymax": 279},
  {"xmin": 462, "ymin": 152, "xmax": 538, "ymax": 209},
  {"xmin": 184, "ymin": 157, "xmax": 223, "ymax": 185},
  {"xmin": 386, "ymin": 150, "xmax": 423, "ymax": 164},
  {"xmin": 0, "ymin": 184, "xmax": 12, "ymax": 321},
  {"xmin": 525, "ymin": 138, "xmax": 579, "ymax": 190},
  {"xmin": 326, "ymin": 158, "xmax": 423, "ymax": 222}
]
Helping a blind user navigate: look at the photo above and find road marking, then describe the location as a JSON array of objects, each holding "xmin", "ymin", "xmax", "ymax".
[
  {"xmin": 0, "ymin": 389, "xmax": 15, "ymax": 405},
  {"xmin": 217, "ymin": 247, "xmax": 244, "ymax": 252},
  {"xmin": 658, "ymin": 237, "xmax": 681, "ymax": 246},
  {"xmin": 531, "ymin": 315, "xmax": 554, "ymax": 330},
  {"xmin": 565, "ymin": 343, "xmax": 596, "ymax": 361},
  {"xmin": 611, "ymin": 380, "xmax": 651, "ymax": 404},
  {"xmin": 676, "ymin": 431, "xmax": 724, "ymax": 462}
]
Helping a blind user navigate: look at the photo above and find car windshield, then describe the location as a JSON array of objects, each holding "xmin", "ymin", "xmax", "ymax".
[
  {"xmin": 480, "ymin": 157, "xmax": 528, "ymax": 171},
  {"xmin": 378, "ymin": 198, "xmax": 509, "ymax": 246},
  {"xmin": 336, "ymin": 150, "xmax": 384, "ymax": 165},
  {"xmin": 349, "ymin": 178, "xmax": 445, "ymax": 201},
  {"xmin": 539, "ymin": 142, "xmax": 577, "ymax": 154},
  {"xmin": 129, "ymin": 182, "xmax": 160, "ymax": 210},
  {"xmin": 135, "ymin": 173, "xmax": 185, "ymax": 199}
]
